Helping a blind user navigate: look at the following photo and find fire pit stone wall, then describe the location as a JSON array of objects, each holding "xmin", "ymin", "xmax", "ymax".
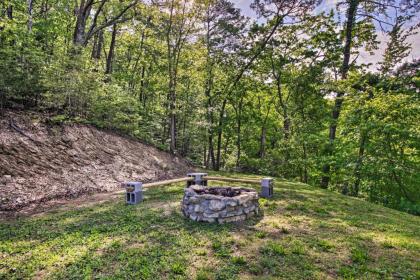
[{"xmin": 182, "ymin": 186, "xmax": 259, "ymax": 223}]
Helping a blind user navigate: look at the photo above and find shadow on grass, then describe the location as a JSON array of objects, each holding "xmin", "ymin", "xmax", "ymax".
[{"xmin": 1, "ymin": 179, "xmax": 419, "ymax": 279}]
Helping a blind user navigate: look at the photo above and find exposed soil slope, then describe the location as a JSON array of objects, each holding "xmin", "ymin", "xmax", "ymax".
[{"xmin": 0, "ymin": 111, "xmax": 191, "ymax": 211}]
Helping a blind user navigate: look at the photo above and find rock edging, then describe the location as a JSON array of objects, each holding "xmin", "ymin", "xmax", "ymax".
[{"xmin": 181, "ymin": 186, "xmax": 259, "ymax": 223}]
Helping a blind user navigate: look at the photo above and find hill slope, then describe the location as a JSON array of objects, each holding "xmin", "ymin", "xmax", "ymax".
[
  {"xmin": 0, "ymin": 174, "xmax": 418, "ymax": 279},
  {"xmin": 0, "ymin": 111, "xmax": 191, "ymax": 211}
]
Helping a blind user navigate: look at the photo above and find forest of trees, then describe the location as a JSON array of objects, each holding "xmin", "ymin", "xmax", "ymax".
[{"xmin": 0, "ymin": 0, "xmax": 419, "ymax": 214}]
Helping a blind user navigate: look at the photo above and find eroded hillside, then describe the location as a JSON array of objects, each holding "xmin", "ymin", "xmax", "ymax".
[{"xmin": 0, "ymin": 111, "xmax": 191, "ymax": 211}]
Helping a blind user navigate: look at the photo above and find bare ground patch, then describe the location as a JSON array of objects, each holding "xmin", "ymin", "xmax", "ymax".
[{"xmin": 0, "ymin": 110, "xmax": 191, "ymax": 212}]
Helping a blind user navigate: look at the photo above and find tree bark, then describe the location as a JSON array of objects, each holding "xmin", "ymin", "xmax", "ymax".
[
  {"xmin": 169, "ymin": 85, "xmax": 177, "ymax": 154},
  {"xmin": 165, "ymin": 0, "xmax": 191, "ymax": 155},
  {"xmin": 105, "ymin": 23, "xmax": 118, "ymax": 74},
  {"xmin": 235, "ymin": 97, "xmax": 244, "ymax": 169},
  {"xmin": 352, "ymin": 90, "xmax": 374, "ymax": 195},
  {"xmin": 271, "ymin": 54, "xmax": 291, "ymax": 142},
  {"xmin": 139, "ymin": 65, "xmax": 146, "ymax": 105},
  {"xmin": 137, "ymin": 25, "xmax": 147, "ymax": 103},
  {"xmin": 215, "ymin": 98, "xmax": 227, "ymax": 170},
  {"xmin": 91, "ymin": 30, "xmax": 104, "ymax": 60},
  {"xmin": 259, "ymin": 126, "xmax": 267, "ymax": 159},
  {"xmin": 73, "ymin": 0, "xmax": 93, "ymax": 46},
  {"xmin": 320, "ymin": 0, "xmax": 359, "ymax": 188},
  {"xmin": 203, "ymin": 142, "xmax": 207, "ymax": 167},
  {"xmin": 302, "ymin": 142, "xmax": 308, "ymax": 183},
  {"xmin": 27, "ymin": 0, "xmax": 33, "ymax": 32},
  {"xmin": 205, "ymin": 88, "xmax": 216, "ymax": 169},
  {"xmin": 7, "ymin": 4, "xmax": 13, "ymax": 19},
  {"xmin": 352, "ymin": 131, "xmax": 366, "ymax": 196}
]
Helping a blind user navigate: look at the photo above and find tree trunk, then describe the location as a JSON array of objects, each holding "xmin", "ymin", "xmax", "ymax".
[
  {"xmin": 272, "ymin": 56, "xmax": 291, "ymax": 156},
  {"xmin": 352, "ymin": 90, "xmax": 374, "ymax": 195},
  {"xmin": 203, "ymin": 142, "xmax": 207, "ymax": 167},
  {"xmin": 73, "ymin": 0, "xmax": 92, "ymax": 46},
  {"xmin": 169, "ymin": 86, "xmax": 177, "ymax": 154},
  {"xmin": 215, "ymin": 98, "xmax": 227, "ymax": 171},
  {"xmin": 236, "ymin": 118, "xmax": 241, "ymax": 169},
  {"xmin": 208, "ymin": 134, "xmax": 216, "ymax": 169},
  {"xmin": 7, "ymin": 4, "xmax": 13, "ymax": 19},
  {"xmin": 259, "ymin": 126, "xmax": 267, "ymax": 159},
  {"xmin": 352, "ymin": 131, "xmax": 366, "ymax": 196},
  {"xmin": 91, "ymin": 30, "xmax": 104, "ymax": 60},
  {"xmin": 105, "ymin": 23, "xmax": 117, "ymax": 74},
  {"xmin": 235, "ymin": 97, "xmax": 243, "ymax": 169},
  {"xmin": 302, "ymin": 142, "xmax": 308, "ymax": 183},
  {"xmin": 321, "ymin": 0, "xmax": 358, "ymax": 188},
  {"xmin": 205, "ymin": 88, "xmax": 215, "ymax": 169},
  {"xmin": 138, "ymin": 26, "xmax": 147, "ymax": 103},
  {"xmin": 27, "ymin": 0, "xmax": 33, "ymax": 32},
  {"xmin": 139, "ymin": 66, "xmax": 146, "ymax": 104},
  {"xmin": 283, "ymin": 114, "xmax": 290, "ymax": 140}
]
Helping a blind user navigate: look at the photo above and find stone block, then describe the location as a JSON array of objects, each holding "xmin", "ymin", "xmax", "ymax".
[
  {"xmin": 246, "ymin": 211, "xmax": 256, "ymax": 218},
  {"xmin": 237, "ymin": 195, "xmax": 251, "ymax": 205},
  {"xmin": 225, "ymin": 199, "xmax": 238, "ymax": 207},
  {"xmin": 189, "ymin": 214, "xmax": 198, "ymax": 221},
  {"xmin": 209, "ymin": 199, "xmax": 225, "ymax": 211},
  {"xmin": 201, "ymin": 217, "xmax": 216, "ymax": 223},
  {"xmin": 225, "ymin": 208, "xmax": 243, "ymax": 217},
  {"xmin": 243, "ymin": 205, "xmax": 256, "ymax": 214},
  {"xmin": 203, "ymin": 212, "xmax": 219, "ymax": 218},
  {"xmin": 194, "ymin": 204, "xmax": 203, "ymax": 213},
  {"xmin": 218, "ymin": 214, "xmax": 246, "ymax": 224},
  {"xmin": 261, "ymin": 178, "xmax": 274, "ymax": 198},
  {"xmin": 188, "ymin": 196, "xmax": 200, "ymax": 204}
]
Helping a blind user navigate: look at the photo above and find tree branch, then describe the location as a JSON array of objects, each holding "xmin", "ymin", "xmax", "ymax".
[{"xmin": 83, "ymin": 0, "xmax": 139, "ymax": 45}]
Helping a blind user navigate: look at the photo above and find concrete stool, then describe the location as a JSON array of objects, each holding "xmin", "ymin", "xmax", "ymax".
[
  {"xmin": 122, "ymin": 182, "xmax": 143, "ymax": 204},
  {"xmin": 260, "ymin": 178, "xmax": 273, "ymax": 198},
  {"xmin": 187, "ymin": 172, "xmax": 208, "ymax": 187}
]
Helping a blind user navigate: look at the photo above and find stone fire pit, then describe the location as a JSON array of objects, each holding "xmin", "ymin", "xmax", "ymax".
[{"xmin": 182, "ymin": 186, "xmax": 259, "ymax": 223}]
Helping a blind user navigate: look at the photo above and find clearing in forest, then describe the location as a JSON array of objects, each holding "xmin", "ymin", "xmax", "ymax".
[{"xmin": 1, "ymin": 173, "xmax": 419, "ymax": 279}]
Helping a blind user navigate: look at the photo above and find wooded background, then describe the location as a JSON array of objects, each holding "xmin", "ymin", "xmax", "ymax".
[{"xmin": 0, "ymin": 0, "xmax": 419, "ymax": 214}]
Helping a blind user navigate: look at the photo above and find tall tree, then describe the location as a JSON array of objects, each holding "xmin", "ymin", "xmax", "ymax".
[
  {"xmin": 157, "ymin": 0, "xmax": 198, "ymax": 154},
  {"xmin": 200, "ymin": 0, "xmax": 245, "ymax": 169},
  {"xmin": 73, "ymin": 0, "xmax": 138, "ymax": 46},
  {"xmin": 105, "ymin": 23, "xmax": 118, "ymax": 74},
  {"xmin": 351, "ymin": 15, "xmax": 416, "ymax": 196},
  {"xmin": 320, "ymin": 0, "xmax": 419, "ymax": 188}
]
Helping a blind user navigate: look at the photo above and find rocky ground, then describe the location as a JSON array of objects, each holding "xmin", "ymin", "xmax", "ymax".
[{"xmin": 0, "ymin": 110, "xmax": 191, "ymax": 212}]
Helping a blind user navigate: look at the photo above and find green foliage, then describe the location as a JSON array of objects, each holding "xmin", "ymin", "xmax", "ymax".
[
  {"xmin": 89, "ymin": 84, "xmax": 141, "ymax": 134},
  {"xmin": 42, "ymin": 53, "xmax": 100, "ymax": 117},
  {"xmin": 398, "ymin": 198, "xmax": 420, "ymax": 216},
  {"xmin": 0, "ymin": 0, "xmax": 419, "ymax": 214}
]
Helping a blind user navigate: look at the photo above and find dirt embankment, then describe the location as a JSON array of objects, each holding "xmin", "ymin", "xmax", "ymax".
[{"xmin": 0, "ymin": 111, "xmax": 192, "ymax": 212}]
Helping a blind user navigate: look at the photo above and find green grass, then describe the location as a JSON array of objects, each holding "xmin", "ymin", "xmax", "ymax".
[{"xmin": 1, "ymin": 173, "xmax": 419, "ymax": 279}]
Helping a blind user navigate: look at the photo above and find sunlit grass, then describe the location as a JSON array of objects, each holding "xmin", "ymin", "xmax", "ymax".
[{"xmin": 1, "ymin": 174, "xmax": 419, "ymax": 279}]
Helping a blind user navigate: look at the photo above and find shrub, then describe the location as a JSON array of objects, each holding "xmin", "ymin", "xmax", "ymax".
[{"xmin": 89, "ymin": 83, "xmax": 141, "ymax": 134}]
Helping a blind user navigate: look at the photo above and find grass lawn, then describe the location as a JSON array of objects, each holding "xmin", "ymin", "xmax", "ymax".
[{"xmin": 1, "ymin": 173, "xmax": 419, "ymax": 279}]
